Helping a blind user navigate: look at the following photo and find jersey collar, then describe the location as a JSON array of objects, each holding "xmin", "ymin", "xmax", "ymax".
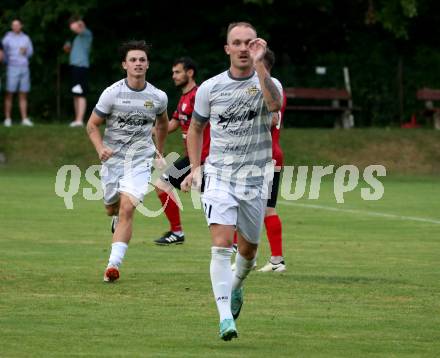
[
  {"xmin": 227, "ymin": 70, "xmax": 255, "ymax": 81},
  {"xmin": 124, "ymin": 78, "xmax": 147, "ymax": 92}
]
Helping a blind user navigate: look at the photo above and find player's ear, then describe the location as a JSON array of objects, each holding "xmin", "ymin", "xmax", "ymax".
[
  {"xmin": 122, "ymin": 61, "xmax": 127, "ymax": 70},
  {"xmin": 187, "ymin": 69, "xmax": 194, "ymax": 78},
  {"xmin": 224, "ymin": 44, "xmax": 230, "ymax": 55}
]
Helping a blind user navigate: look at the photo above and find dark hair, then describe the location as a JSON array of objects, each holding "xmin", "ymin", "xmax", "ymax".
[
  {"xmin": 226, "ymin": 22, "xmax": 257, "ymax": 41},
  {"xmin": 119, "ymin": 40, "xmax": 151, "ymax": 62},
  {"xmin": 263, "ymin": 48, "xmax": 275, "ymax": 71},
  {"xmin": 69, "ymin": 15, "xmax": 83, "ymax": 24},
  {"xmin": 173, "ymin": 57, "xmax": 197, "ymax": 77}
]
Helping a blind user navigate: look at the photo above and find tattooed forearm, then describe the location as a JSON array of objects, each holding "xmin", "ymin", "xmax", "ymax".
[{"xmin": 264, "ymin": 75, "xmax": 281, "ymax": 104}]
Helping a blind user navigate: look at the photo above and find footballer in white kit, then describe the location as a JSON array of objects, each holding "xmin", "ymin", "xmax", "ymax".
[
  {"xmin": 181, "ymin": 22, "xmax": 283, "ymax": 340},
  {"xmin": 87, "ymin": 40, "xmax": 168, "ymax": 283}
]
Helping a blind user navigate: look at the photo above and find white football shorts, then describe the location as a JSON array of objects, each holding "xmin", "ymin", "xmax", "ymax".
[
  {"xmin": 100, "ymin": 160, "xmax": 152, "ymax": 206},
  {"xmin": 201, "ymin": 175, "xmax": 266, "ymax": 244}
]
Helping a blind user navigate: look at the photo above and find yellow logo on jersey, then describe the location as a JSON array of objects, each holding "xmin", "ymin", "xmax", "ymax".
[
  {"xmin": 246, "ymin": 85, "xmax": 259, "ymax": 96},
  {"xmin": 144, "ymin": 100, "xmax": 154, "ymax": 109}
]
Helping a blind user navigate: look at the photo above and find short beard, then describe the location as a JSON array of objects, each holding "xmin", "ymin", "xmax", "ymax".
[{"xmin": 175, "ymin": 76, "xmax": 189, "ymax": 89}]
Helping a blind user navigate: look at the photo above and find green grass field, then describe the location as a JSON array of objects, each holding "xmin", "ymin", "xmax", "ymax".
[{"xmin": 1, "ymin": 168, "xmax": 439, "ymax": 357}]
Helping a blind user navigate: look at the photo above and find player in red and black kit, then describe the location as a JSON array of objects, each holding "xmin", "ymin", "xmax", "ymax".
[
  {"xmin": 258, "ymin": 49, "xmax": 286, "ymax": 272},
  {"xmin": 153, "ymin": 57, "xmax": 210, "ymax": 245}
]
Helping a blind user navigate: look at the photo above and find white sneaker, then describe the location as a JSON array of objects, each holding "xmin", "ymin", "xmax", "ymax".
[
  {"xmin": 21, "ymin": 118, "xmax": 34, "ymax": 127},
  {"xmin": 258, "ymin": 261, "xmax": 286, "ymax": 273},
  {"xmin": 231, "ymin": 260, "xmax": 257, "ymax": 272},
  {"xmin": 4, "ymin": 118, "xmax": 12, "ymax": 127},
  {"xmin": 69, "ymin": 121, "xmax": 84, "ymax": 127}
]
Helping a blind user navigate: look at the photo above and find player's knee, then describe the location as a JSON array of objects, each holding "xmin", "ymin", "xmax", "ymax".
[
  {"xmin": 105, "ymin": 204, "xmax": 118, "ymax": 216},
  {"xmin": 118, "ymin": 201, "xmax": 135, "ymax": 221}
]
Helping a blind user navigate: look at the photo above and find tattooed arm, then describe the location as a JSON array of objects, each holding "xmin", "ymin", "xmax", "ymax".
[
  {"xmin": 86, "ymin": 112, "xmax": 113, "ymax": 161},
  {"xmin": 249, "ymin": 38, "xmax": 282, "ymax": 112}
]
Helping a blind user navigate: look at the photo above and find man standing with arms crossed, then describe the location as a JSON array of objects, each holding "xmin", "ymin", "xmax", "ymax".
[
  {"xmin": 87, "ymin": 40, "xmax": 168, "ymax": 282},
  {"xmin": 153, "ymin": 57, "xmax": 210, "ymax": 245},
  {"xmin": 181, "ymin": 22, "xmax": 283, "ymax": 340}
]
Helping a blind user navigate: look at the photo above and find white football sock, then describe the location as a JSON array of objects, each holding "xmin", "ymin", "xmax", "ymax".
[
  {"xmin": 232, "ymin": 252, "xmax": 256, "ymax": 290},
  {"xmin": 108, "ymin": 242, "xmax": 128, "ymax": 267},
  {"xmin": 210, "ymin": 246, "xmax": 234, "ymax": 321},
  {"xmin": 270, "ymin": 256, "xmax": 284, "ymax": 264}
]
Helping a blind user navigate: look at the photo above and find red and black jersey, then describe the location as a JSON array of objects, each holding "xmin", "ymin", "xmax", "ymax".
[
  {"xmin": 172, "ymin": 86, "xmax": 210, "ymax": 163},
  {"xmin": 271, "ymin": 90, "xmax": 286, "ymax": 167}
]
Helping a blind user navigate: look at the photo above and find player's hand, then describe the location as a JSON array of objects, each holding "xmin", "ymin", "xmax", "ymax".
[
  {"xmin": 181, "ymin": 166, "xmax": 202, "ymax": 192},
  {"xmin": 98, "ymin": 146, "xmax": 113, "ymax": 161},
  {"xmin": 181, "ymin": 172, "xmax": 193, "ymax": 192},
  {"xmin": 154, "ymin": 153, "xmax": 167, "ymax": 171},
  {"xmin": 249, "ymin": 38, "xmax": 267, "ymax": 65}
]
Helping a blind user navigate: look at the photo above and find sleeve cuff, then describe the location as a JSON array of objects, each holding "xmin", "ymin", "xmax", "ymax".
[
  {"xmin": 193, "ymin": 110, "xmax": 209, "ymax": 123},
  {"xmin": 94, "ymin": 107, "xmax": 109, "ymax": 118}
]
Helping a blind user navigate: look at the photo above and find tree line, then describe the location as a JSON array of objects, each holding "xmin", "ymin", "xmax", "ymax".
[{"xmin": 1, "ymin": 0, "xmax": 439, "ymax": 127}]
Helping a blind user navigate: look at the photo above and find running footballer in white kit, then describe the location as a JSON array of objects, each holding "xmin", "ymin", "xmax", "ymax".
[
  {"xmin": 87, "ymin": 40, "xmax": 168, "ymax": 283},
  {"xmin": 181, "ymin": 22, "xmax": 283, "ymax": 340}
]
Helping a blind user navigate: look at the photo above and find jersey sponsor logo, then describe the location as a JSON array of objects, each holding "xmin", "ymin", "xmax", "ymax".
[
  {"xmin": 246, "ymin": 85, "xmax": 259, "ymax": 96},
  {"xmin": 122, "ymin": 100, "xmax": 131, "ymax": 104},
  {"xmin": 144, "ymin": 100, "xmax": 154, "ymax": 109},
  {"xmin": 220, "ymin": 91, "xmax": 232, "ymax": 97},
  {"xmin": 217, "ymin": 97, "xmax": 257, "ymax": 135},
  {"xmin": 117, "ymin": 110, "xmax": 150, "ymax": 128}
]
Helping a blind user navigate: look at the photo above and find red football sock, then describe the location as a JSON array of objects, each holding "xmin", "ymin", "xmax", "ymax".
[
  {"xmin": 233, "ymin": 231, "xmax": 238, "ymax": 245},
  {"xmin": 158, "ymin": 192, "xmax": 182, "ymax": 232},
  {"xmin": 264, "ymin": 215, "xmax": 283, "ymax": 257}
]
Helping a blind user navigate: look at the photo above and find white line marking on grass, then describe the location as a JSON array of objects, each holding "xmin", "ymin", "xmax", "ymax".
[{"xmin": 278, "ymin": 201, "xmax": 440, "ymax": 225}]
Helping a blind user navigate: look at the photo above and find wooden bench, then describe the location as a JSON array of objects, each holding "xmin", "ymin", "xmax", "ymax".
[
  {"xmin": 284, "ymin": 87, "xmax": 355, "ymax": 128},
  {"xmin": 416, "ymin": 88, "xmax": 440, "ymax": 129}
]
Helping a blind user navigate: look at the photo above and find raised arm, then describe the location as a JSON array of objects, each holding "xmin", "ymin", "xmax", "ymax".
[
  {"xmin": 86, "ymin": 112, "xmax": 113, "ymax": 161},
  {"xmin": 249, "ymin": 38, "xmax": 282, "ymax": 113}
]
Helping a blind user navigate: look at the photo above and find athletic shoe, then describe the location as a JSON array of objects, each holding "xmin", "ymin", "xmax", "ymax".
[
  {"xmin": 154, "ymin": 231, "xmax": 185, "ymax": 245},
  {"xmin": 258, "ymin": 260, "xmax": 286, "ymax": 273},
  {"xmin": 21, "ymin": 118, "xmax": 34, "ymax": 127},
  {"xmin": 69, "ymin": 121, "xmax": 84, "ymax": 127},
  {"xmin": 4, "ymin": 118, "xmax": 12, "ymax": 127},
  {"xmin": 231, "ymin": 260, "xmax": 257, "ymax": 272},
  {"xmin": 103, "ymin": 264, "xmax": 120, "ymax": 282},
  {"xmin": 231, "ymin": 287, "xmax": 243, "ymax": 320},
  {"xmin": 219, "ymin": 318, "xmax": 238, "ymax": 341},
  {"xmin": 111, "ymin": 215, "xmax": 119, "ymax": 234}
]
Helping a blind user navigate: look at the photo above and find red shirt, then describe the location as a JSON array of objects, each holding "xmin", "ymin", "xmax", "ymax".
[
  {"xmin": 172, "ymin": 86, "xmax": 210, "ymax": 163},
  {"xmin": 271, "ymin": 91, "xmax": 286, "ymax": 167}
]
